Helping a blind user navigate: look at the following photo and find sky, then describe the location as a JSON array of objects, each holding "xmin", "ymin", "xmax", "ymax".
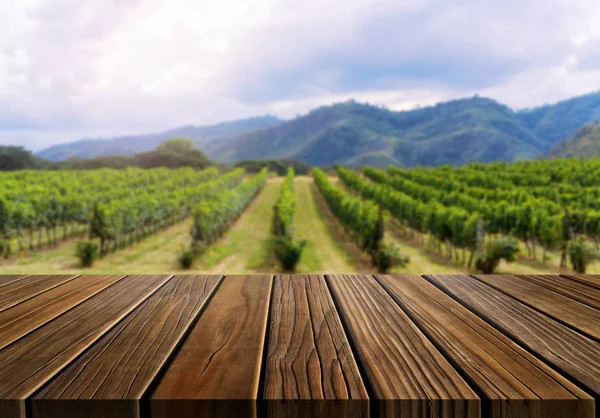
[{"xmin": 1, "ymin": 0, "xmax": 600, "ymax": 150}]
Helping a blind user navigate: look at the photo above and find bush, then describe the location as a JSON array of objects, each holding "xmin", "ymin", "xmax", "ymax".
[
  {"xmin": 568, "ymin": 237, "xmax": 599, "ymax": 273},
  {"xmin": 179, "ymin": 245, "xmax": 197, "ymax": 270},
  {"xmin": 475, "ymin": 237, "xmax": 519, "ymax": 274},
  {"xmin": 0, "ymin": 239, "xmax": 10, "ymax": 259},
  {"xmin": 275, "ymin": 238, "xmax": 306, "ymax": 272},
  {"xmin": 373, "ymin": 244, "xmax": 409, "ymax": 273},
  {"xmin": 76, "ymin": 241, "xmax": 99, "ymax": 267}
]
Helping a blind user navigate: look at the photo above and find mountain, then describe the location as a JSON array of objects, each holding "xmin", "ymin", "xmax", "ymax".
[
  {"xmin": 547, "ymin": 121, "xmax": 600, "ymax": 158},
  {"xmin": 204, "ymin": 93, "xmax": 600, "ymax": 167},
  {"xmin": 34, "ymin": 91, "xmax": 600, "ymax": 167},
  {"xmin": 205, "ymin": 97, "xmax": 543, "ymax": 167},
  {"xmin": 37, "ymin": 116, "xmax": 282, "ymax": 161},
  {"xmin": 517, "ymin": 92, "xmax": 600, "ymax": 149}
]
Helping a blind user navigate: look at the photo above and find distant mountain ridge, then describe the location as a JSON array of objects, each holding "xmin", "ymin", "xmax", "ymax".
[
  {"xmin": 204, "ymin": 93, "xmax": 600, "ymax": 167},
  {"xmin": 35, "ymin": 92, "xmax": 600, "ymax": 167},
  {"xmin": 37, "ymin": 116, "xmax": 282, "ymax": 161}
]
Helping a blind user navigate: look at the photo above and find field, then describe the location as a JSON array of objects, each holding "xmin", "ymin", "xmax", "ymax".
[{"xmin": 1, "ymin": 159, "xmax": 600, "ymax": 275}]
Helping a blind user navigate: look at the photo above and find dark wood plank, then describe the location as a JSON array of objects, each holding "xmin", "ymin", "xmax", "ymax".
[
  {"xmin": 264, "ymin": 274, "xmax": 368, "ymax": 418},
  {"xmin": 562, "ymin": 274, "xmax": 600, "ymax": 290},
  {"xmin": 517, "ymin": 274, "xmax": 600, "ymax": 309},
  {"xmin": 377, "ymin": 274, "xmax": 594, "ymax": 418},
  {"xmin": 326, "ymin": 274, "xmax": 479, "ymax": 418},
  {"xmin": 0, "ymin": 275, "xmax": 31, "ymax": 289},
  {"xmin": 32, "ymin": 274, "xmax": 222, "ymax": 418},
  {"xmin": 0, "ymin": 275, "xmax": 125, "ymax": 351},
  {"xmin": 427, "ymin": 274, "xmax": 600, "ymax": 397},
  {"xmin": 150, "ymin": 274, "xmax": 273, "ymax": 418},
  {"xmin": 0, "ymin": 274, "xmax": 172, "ymax": 418},
  {"xmin": 0, "ymin": 274, "xmax": 79, "ymax": 312},
  {"xmin": 473, "ymin": 274, "xmax": 600, "ymax": 340}
]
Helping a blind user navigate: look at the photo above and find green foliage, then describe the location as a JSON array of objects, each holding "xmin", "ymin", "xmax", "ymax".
[
  {"xmin": 191, "ymin": 168, "xmax": 268, "ymax": 247},
  {"xmin": 475, "ymin": 238, "xmax": 519, "ymax": 274},
  {"xmin": 64, "ymin": 138, "xmax": 215, "ymax": 170},
  {"xmin": 273, "ymin": 168, "xmax": 306, "ymax": 271},
  {"xmin": 76, "ymin": 241, "xmax": 99, "ymax": 267},
  {"xmin": 373, "ymin": 244, "xmax": 409, "ymax": 273},
  {"xmin": 0, "ymin": 239, "xmax": 11, "ymax": 259},
  {"xmin": 568, "ymin": 237, "xmax": 599, "ymax": 273},
  {"xmin": 313, "ymin": 167, "xmax": 383, "ymax": 255},
  {"xmin": 275, "ymin": 237, "xmax": 307, "ymax": 272},
  {"xmin": 178, "ymin": 246, "xmax": 196, "ymax": 270},
  {"xmin": 547, "ymin": 121, "xmax": 600, "ymax": 159},
  {"xmin": 234, "ymin": 159, "xmax": 311, "ymax": 176},
  {"xmin": 0, "ymin": 146, "xmax": 54, "ymax": 171}
]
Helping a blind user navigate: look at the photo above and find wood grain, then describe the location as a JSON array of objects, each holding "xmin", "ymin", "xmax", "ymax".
[
  {"xmin": 473, "ymin": 274, "xmax": 600, "ymax": 340},
  {"xmin": 0, "ymin": 274, "xmax": 172, "ymax": 418},
  {"xmin": 150, "ymin": 274, "xmax": 273, "ymax": 418},
  {"xmin": 562, "ymin": 274, "xmax": 600, "ymax": 290},
  {"xmin": 264, "ymin": 274, "xmax": 368, "ymax": 418},
  {"xmin": 0, "ymin": 275, "xmax": 125, "ymax": 351},
  {"xmin": 517, "ymin": 274, "xmax": 600, "ymax": 309},
  {"xmin": 0, "ymin": 274, "xmax": 78, "ymax": 312},
  {"xmin": 32, "ymin": 274, "xmax": 222, "ymax": 418},
  {"xmin": 426, "ymin": 274, "xmax": 600, "ymax": 397},
  {"xmin": 0, "ymin": 275, "xmax": 30, "ymax": 289},
  {"xmin": 377, "ymin": 274, "xmax": 594, "ymax": 418},
  {"xmin": 326, "ymin": 274, "xmax": 479, "ymax": 418}
]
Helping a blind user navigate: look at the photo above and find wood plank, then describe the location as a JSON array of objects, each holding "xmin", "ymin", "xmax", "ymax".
[
  {"xmin": 426, "ymin": 274, "xmax": 600, "ymax": 397},
  {"xmin": 0, "ymin": 274, "xmax": 172, "ymax": 418},
  {"xmin": 0, "ymin": 275, "xmax": 125, "ymax": 351},
  {"xmin": 150, "ymin": 274, "xmax": 273, "ymax": 418},
  {"xmin": 326, "ymin": 274, "xmax": 479, "ymax": 418},
  {"xmin": 377, "ymin": 274, "xmax": 594, "ymax": 418},
  {"xmin": 0, "ymin": 274, "xmax": 79, "ymax": 312},
  {"xmin": 0, "ymin": 275, "xmax": 31, "ymax": 290},
  {"xmin": 473, "ymin": 274, "xmax": 600, "ymax": 340},
  {"xmin": 264, "ymin": 275, "xmax": 368, "ymax": 418},
  {"xmin": 32, "ymin": 275, "xmax": 222, "ymax": 418},
  {"xmin": 562, "ymin": 274, "xmax": 600, "ymax": 290},
  {"xmin": 517, "ymin": 274, "xmax": 600, "ymax": 309}
]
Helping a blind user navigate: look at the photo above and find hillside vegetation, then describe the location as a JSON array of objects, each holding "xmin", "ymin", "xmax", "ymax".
[
  {"xmin": 547, "ymin": 121, "xmax": 600, "ymax": 158},
  {"xmin": 205, "ymin": 93, "xmax": 600, "ymax": 167}
]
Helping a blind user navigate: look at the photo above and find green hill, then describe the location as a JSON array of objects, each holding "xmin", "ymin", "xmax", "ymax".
[
  {"xmin": 547, "ymin": 122, "xmax": 600, "ymax": 158},
  {"xmin": 206, "ymin": 97, "xmax": 544, "ymax": 167}
]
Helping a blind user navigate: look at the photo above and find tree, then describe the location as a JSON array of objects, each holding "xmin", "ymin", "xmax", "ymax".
[
  {"xmin": 475, "ymin": 238, "xmax": 519, "ymax": 274},
  {"xmin": 568, "ymin": 237, "xmax": 599, "ymax": 273}
]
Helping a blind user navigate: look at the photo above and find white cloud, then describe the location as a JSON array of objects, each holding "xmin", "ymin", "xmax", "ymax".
[{"xmin": 0, "ymin": 0, "xmax": 600, "ymax": 149}]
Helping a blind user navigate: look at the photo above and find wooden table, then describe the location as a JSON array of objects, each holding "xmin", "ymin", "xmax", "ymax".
[{"xmin": 0, "ymin": 274, "xmax": 597, "ymax": 418}]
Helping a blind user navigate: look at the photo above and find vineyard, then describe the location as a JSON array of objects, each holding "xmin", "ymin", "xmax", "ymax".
[{"xmin": 1, "ymin": 158, "xmax": 600, "ymax": 274}]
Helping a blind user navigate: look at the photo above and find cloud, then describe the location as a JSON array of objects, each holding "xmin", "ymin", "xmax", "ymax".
[{"xmin": 1, "ymin": 0, "xmax": 600, "ymax": 149}]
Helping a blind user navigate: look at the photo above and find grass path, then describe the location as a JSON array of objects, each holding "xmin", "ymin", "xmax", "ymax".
[
  {"xmin": 0, "ymin": 218, "xmax": 194, "ymax": 274},
  {"xmin": 294, "ymin": 177, "xmax": 360, "ymax": 273}
]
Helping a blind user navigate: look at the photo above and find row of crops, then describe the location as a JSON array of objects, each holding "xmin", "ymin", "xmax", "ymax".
[
  {"xmin": 339, "ymin": 159, "xmax": 600, "ymax": 273},
  {"xmin": 272, "ymin": 168, "xmax": 305, "ymax": 271},
  {"xmin": 181, "ymin": 168, "xmax": 268, "ymax": 268},
  {"xmin": 0, "ymin": 167, "xmax": 272, "ymax": 268}
]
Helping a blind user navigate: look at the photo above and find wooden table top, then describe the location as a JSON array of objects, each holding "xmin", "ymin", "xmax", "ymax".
[{"xmin": 0, "ymin": 274, "xmax": 597, "ymax": 418}]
